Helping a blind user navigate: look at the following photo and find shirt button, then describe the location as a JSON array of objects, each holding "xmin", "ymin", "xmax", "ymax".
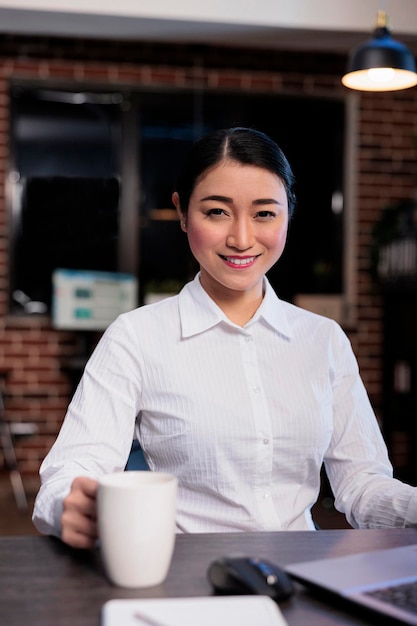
[
  {"xmin": 263, "ymin": 438, "xmax": 269, "ymax": 445},
  {"xmin": 263, "ymin": 493, "xmax": 270, "ymax": 500},
  {"xmin": 253, "ymin": 386, "xmax": 260, "ymax": 393},
  {"xmin": 244, "ymin": 336, "xmax": 252, "ymax": 342}
]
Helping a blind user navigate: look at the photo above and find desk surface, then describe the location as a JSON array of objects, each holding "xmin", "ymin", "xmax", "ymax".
[{"xmin": 1, "ymin": 528, "xmax": 417, "ymax": 626}]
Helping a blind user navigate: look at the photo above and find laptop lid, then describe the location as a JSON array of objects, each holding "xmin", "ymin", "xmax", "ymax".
[{"xmin": 285, "ymin": 544, "xmax": 417, "ymax": 625}]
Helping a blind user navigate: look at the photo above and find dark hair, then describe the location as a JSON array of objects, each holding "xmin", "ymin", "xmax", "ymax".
[{"xmin": 174, "ymin": 127, "xmax": 296, "ymax": 218}]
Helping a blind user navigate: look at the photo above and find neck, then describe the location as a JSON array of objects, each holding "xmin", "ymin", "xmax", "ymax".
[
  {"xmin": 221, "ymin": 297, "xmax": 263, "ymax": 326},
  {"xmin": 199, "ymin": 275, "xmax": 264, "ymax": 327}
]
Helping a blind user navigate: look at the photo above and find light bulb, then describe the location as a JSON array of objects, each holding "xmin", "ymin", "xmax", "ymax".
[{"xmin": 367, "ymin": 67, "xmax": 395, "ymax": 83}]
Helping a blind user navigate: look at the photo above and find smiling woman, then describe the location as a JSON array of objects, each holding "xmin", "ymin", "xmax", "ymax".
[
  {"xmin": 170, "ymin": 128, "xmax": 296, "ymax": 324},
  {"xmin": 32, "ymin": 127, "xmax": 417, "ymax": 549},
  {"xmin": 183, "ymin": 168, "xmax": 287, "ymax": 322}
]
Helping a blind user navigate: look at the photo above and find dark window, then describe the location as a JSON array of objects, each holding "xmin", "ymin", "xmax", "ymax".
[
  {"xmin": 137, "ymin": 91, "xmax": 345, "ymax": 303},
  {"xmin": 9, "ymin": 86, "xmax": 345, "ymax": 315},
  {"xmin": 10, "ymin": 88, "xmax": 122, "ymax": 313},
  {"xmin": 15, "ymin": 176, "xmax": 120, "ymax": 305}
]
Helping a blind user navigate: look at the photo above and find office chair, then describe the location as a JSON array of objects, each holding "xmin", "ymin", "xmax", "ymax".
[
  {"xmin": 0, "ymin": 389, "xmax": 38, "ymax": 511},
  {"xmin": 125, "ymin": 439, "xmax": 149, "ymax": 471}
]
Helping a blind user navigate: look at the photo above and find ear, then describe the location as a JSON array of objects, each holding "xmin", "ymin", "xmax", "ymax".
[{"xmin": 172, "ymin": 192, "xmax": 187, "ymax": 232}]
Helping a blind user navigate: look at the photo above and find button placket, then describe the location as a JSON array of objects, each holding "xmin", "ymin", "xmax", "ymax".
[
  {"xmin": 240, "ymin": 331, "xmax": 273, "ymax": 470},
  {"xmin": 239, "ymin": 331, "xmax": 280, "ymax": 528}
]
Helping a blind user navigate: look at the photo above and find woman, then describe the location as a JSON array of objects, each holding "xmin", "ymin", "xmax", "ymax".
[{"xmin": 33, "ymin": 127, "xmax": 417, "ymax": 548}]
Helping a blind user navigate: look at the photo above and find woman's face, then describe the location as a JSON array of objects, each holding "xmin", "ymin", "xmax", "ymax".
[{"xmin": 173, "ymin": 159, "xmax": 289, "ymax": 302}]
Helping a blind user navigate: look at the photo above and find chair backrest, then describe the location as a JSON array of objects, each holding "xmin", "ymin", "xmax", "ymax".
[{"xmin": 125, "ymin": 439, "xmax": 149, "ymax": 471}]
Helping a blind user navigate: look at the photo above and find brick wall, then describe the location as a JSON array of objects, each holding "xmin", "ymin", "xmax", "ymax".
[{"xmin": 0, "ymin": 37, "xmax": 416, "ymax": 475}]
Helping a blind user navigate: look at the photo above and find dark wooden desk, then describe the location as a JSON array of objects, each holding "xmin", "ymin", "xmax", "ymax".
[{"xmin": 1, "ymin": 529, "xmax": 417, "ymax": 626}]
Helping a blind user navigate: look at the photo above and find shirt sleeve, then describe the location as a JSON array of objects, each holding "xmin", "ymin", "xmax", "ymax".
[
  {"xmin": 324, "ymin": 323, "xmax": 417, "ymax": 528},
  {"xmin": 32, "ymin": 315, "xmax": 142, "ymax": 537}
]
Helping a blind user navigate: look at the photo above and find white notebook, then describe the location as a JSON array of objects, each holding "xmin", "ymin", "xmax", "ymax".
[{"xmin": 102, "ymin": 596, "xmax": 288, "ymax": 626}]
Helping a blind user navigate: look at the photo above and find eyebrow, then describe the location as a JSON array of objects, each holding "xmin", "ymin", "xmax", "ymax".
[{"xmin": 200, "ymin": 194, "xmax": 282, "ymax": 206}]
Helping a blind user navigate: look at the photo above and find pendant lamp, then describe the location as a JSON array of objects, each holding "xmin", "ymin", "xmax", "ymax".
[{"xmin": 342, "ymin": 9, "xmax": 417, "ymax": 92}]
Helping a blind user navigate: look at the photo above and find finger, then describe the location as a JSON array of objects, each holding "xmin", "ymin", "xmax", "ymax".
[
  {"xmin": 61, "ymin": 477, "xmax": 99, "ymax": 548},
  {"xmin": 61, "ymin": 510, "xmax": 98, "ymax": 549},
  {"xmin": 71, "ymin": 476, "xmax": 98, "ymax": 499},
  {"xmin": 64, "ymin": 492, "xmax": 97, "ymax": 520},
  {"xmin": 65, "ymin": 477, "xmax": 98, "ymax": 517},
  {"xmin": 80, "ymin": 476, "xmax": 99, "ymax": 498},
  {"xmin": 62, "ymin": 526, "xmax": 97, "ymax": 549}
]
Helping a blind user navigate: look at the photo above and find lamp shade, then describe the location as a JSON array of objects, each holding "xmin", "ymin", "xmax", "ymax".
[{"xmin": 342, "ymin": 12, "xmax": 417, "ymax": 92}]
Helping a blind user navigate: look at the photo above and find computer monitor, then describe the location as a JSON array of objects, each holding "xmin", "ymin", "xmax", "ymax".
[{"xmin": 52, "ymin": 268, "xmax": 138, "ymax": 331}]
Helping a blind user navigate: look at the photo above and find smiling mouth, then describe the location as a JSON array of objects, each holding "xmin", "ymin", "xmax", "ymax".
[{"xmin": 220, "ymin": 255, "xmax": 259, "ymax": 267}]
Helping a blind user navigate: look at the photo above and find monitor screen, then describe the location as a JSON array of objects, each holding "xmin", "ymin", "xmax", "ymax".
[{"xmin": 52, "ymin": 268, "xmax": 138, "ymax": 331}]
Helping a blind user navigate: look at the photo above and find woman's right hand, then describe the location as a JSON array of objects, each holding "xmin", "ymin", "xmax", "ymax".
[{"xmin": 61, "ymin": 476, "xmax": 98, "ymax": 548}]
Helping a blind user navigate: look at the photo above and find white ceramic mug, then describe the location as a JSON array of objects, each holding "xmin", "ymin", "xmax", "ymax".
[{"xmin": 97, "ymin": 471, "xmax": 178, "ymax": 588}]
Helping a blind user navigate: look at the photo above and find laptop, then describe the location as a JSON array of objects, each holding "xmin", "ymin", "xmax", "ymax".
[{"xmin": 285, "ymin": 543, "xmax": 417, "ymax": 625}]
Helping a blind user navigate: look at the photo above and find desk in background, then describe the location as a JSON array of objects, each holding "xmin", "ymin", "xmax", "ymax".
[{"xmin": 1, "ymin": 529, "xmax": 417, "ymax": 626}]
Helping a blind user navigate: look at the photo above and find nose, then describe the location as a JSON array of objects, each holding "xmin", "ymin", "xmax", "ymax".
[{"xmin": 226, "ymin": 216, "xmax": 255, "ymax": 251}]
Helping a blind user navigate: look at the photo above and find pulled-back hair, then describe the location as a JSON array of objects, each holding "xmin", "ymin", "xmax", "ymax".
[{"xmin": 174, "ymin": 127, "xmax": 296, "ymax": 218}]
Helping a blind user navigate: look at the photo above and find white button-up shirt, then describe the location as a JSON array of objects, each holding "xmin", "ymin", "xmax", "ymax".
[{"xmin": 33, "ymin": 274, "xmax": 417, "ymax": 536}]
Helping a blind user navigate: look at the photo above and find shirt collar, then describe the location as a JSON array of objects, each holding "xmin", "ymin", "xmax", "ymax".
[{"xmin": 179, "ymin": 273, "xmax": 293, "ymax": 340}]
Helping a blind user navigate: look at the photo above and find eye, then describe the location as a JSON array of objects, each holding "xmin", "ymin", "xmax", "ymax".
[
  {"xmin": 255, "ymin": 210, "xmax": 276, "ymax": 220},
  {"xmin": 206, "ymin": 208, "xmax": 227, "ymax": 217}
]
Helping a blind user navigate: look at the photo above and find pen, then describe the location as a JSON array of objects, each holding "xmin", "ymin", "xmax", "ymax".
[{"xmin": 134, "ymin": 610, "xmax": 171, "ymax": 626}]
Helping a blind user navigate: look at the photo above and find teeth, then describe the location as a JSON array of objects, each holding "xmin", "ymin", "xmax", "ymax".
[{"xmin": 225, "ymin": 257, "xmax": 255, "ymax": 265}]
